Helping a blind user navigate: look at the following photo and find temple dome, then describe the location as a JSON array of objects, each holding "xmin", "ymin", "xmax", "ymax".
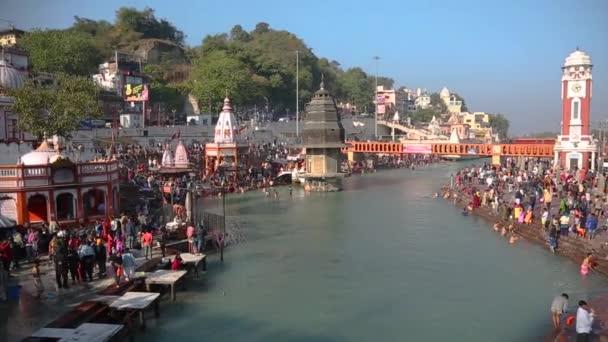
[
  {"xmin": 0, "ymin": 60, "xmax": 25, "ymax": 90},
  {"xmin": 19, "ymin": 141, "xmax": 69, "ymax": 166},
  {"xmin": 440, "ymin": 87, "xmax": 450, "ymax": 98},
  {"xmin": 564, "ymin": 49, "xmax": 592, "ymax": 67},
  {"xmin": 173, "ymin": 140, "xmax": 189, "ymax": 167},
  {"xmin": 214, "ymin": 97, "xmax": 239, "ymax": 144}
]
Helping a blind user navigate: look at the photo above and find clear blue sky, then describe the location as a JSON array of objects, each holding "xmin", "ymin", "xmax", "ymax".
[{"xmin": 3, "ymin": 0, "xmax": 608, "ymax": 134}]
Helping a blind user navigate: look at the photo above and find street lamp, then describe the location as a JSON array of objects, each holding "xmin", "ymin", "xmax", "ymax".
[
  {"xmin": 220, "ymin": 176, "xmax": 226, "ymax": 262},
  {"xmin": 295, "ymin": 50, "xmax": 299, "ymax": 137},
  {"xmin": 172, "ymin": 109, "xmax": 177, "ymax": 126},
  {"xmin": 373, "ymin": 56, "xmax": 380, "ymax": 140}
]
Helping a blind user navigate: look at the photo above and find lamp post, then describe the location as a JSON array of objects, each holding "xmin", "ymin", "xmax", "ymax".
[
  {"xmin": 373, "ymin": 56, "xmax": 380, "ymax": 140},
  {"xmin": 172, "ymin": 109, "xmax": 177, "ymax": 126},
  {"xmin": 295, "ymin": 50, "xmax": 299, "ymax": 137},
  {"xmin": 147, "ymin": 108, "xmax": 152, "ymax": 128},
  {"xmin": 220, "ymin": 177, "xmax": 226, "ymax": 262}
]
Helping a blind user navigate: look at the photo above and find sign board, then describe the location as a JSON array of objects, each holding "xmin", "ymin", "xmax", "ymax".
[
  {"xmin": 377, "ymin": 104, "xmax": 385, "ymax": 114},
  {"xmin": 124, "ymin": 76, "xmax": 148, "ymax": 102},
  {"xmin": 403, "ymin": 144, "xmax": 432, "ymax": 154}
]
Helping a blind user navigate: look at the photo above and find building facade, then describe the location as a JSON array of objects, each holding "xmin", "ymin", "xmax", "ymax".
[{"xmin": 0, "ymin": 141, "xmax": 120, "ymax": 226}]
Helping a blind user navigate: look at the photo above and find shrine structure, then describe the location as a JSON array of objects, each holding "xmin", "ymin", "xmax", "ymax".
[
  {"xmin": 204, "ymin": 96, "xmax": 248, "ymax": 174},
  {"xmin": 0, "ymin": 139, "xmax": 120, "ymax": 226}
]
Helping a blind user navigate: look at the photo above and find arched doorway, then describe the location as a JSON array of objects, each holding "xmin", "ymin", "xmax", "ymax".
[
  {"xmin": 28, "ymin": 194, "xmax": 48, "ymax": 223},
  {"xmin": 83, "ymin": 189, "xmax": 106, "ymax": 217},
  {"xmin": 56, "ymin": 193, "xmax": 75, "ymax": 220}
]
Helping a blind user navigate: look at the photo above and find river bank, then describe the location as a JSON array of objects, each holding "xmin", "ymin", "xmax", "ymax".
[{"xmin": 441, "ymin": 183, "xmax": 608, "ymax": 340}]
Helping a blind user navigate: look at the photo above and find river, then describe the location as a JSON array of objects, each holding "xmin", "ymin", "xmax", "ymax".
[{"xmin": 147, "ymin": 163, "xmax": 606, "ymax": 341}]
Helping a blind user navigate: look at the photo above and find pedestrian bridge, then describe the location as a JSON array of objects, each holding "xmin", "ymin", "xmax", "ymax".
[{"xmin": 343, "ymin": 142, "xmax": 554, "ymax": 158}]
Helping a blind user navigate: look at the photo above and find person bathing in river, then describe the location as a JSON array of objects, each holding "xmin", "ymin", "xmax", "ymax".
[
  {"xmin": 550, "ymin": 293, "xmax": 569, "ymax": 329},
  {"xmin": 581, "ymin": 253, "xmax": 594, "ymax": 276},
  {"xmin": 509, "ymin": 234, "xmax": 518, "ymax": 244},
  {"xmin": 493, "ymin": 222, "xmax": 500, "ymax": 232},
  {"xmin": 501, "ymin": 226, "xmax": 508, "ymax": 237}
]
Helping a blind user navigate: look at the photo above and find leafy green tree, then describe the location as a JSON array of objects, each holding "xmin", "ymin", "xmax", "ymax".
[
  {"xmin": 376, "ymin": 76, "xmax": 394, "ymax": 89},
  {"xmin": 115, "ymin": 7, "xmax": 184, "ymax": 44},
  {"xmin": 411, "ymin": 107, "xmax": 440, "ymax": 124},
  {"xmin": 451, "ymin": 93, "xmax": 468, "ymax": 112},
  {"xmin": 252, "ymin": 22, "xmax": 270, "ymax": 35},
  {"xmin": 230, "ymin": 25, "xmax": 251, "ymax": 42},
  {"xmin": 21, "ymin": 30, "xmax": 101, "ymax": 76},
  {"xmin": 429, "ymin": 92, "xmax": 447, "ymax": 113},
  {"xmin": 488, "ymin": 113, "xmax": 510, "ymax": 139},
  {"xmin": 340, "ymin": 67, "xmax": 373, "ymax": 113},
  {"xmin": 190, "ymin": 51, "xmax": 259, "ymax": 112},
  {"xmin": 9, "ymin": 74, "xmax": 103, "ymax": 139}
]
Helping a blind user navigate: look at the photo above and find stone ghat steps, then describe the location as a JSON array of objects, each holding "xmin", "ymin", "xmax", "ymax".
[{"xmin": 452, "ymin": 194, "xmax": 608, "ymax": 276}]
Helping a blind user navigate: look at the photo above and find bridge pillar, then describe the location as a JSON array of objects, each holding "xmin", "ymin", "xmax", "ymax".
[
  {"xmin": 491, "ymin": 145, "xmax": 501, "ymax": 165},
  {"xmin": 347, "ymin": 151, "xmax": 354, "ymax": 162}
]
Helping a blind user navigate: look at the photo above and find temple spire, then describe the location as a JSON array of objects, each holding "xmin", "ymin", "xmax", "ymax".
[{"xmin": 320, "ymin": 73, "xmax": 325, "ymax": 90}]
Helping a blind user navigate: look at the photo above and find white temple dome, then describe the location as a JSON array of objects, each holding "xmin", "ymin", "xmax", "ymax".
[
  {"xmin": 19, "ymin": 141, "xmax": 69, "ymax": 166},
  {"xmin": 214, "ymin": 97, "xmax": 239, "ymax": 144},
  {"xmin": 440, "ymin": 87, "xmax": 450, "ymax": 98},
  {"xmin": 0, "ymin": 60, "xmax": 25, "ymax": 90},
  {"xmin": 564, "ymin": 49, "xmax": 592, "ymax": 67}
]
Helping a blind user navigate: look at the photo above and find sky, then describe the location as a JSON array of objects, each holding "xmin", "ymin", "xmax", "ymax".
[{"xmin": 2, "ymin": 0, "xmax": 608, "ymax": 134}]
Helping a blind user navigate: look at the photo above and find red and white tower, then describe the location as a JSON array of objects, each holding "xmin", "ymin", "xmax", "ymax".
[{"xmin": 554, "ymin": 49, "xmax": 597, "ymax": 170}]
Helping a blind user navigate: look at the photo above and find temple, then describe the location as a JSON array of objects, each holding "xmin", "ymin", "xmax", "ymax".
[
  {"xmin": 204, "ymin": 96, "xmax": 248, "ymax": 176},
  {"xmin": 300, "ymin": 81, "xmax": 349, "ymax": 191},
  {"xmin": 0, "ymin": 139, "xmax": 119, "ymax": 226}
]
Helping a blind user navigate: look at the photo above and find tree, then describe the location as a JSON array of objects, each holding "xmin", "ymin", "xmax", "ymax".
[
  {"xmin": 21, "ymin": 30, "xmax": 101, "ymax": 76},
  {"xmin": 488, "ymin": 113, "xmax": 510, "ymax": 139},
  {"xmin": 452, "ymin": 93, "xmax": 468, "ymax": 112},
  {"xmin": 376, "ymin": 76, "xmax": 394, "ymax": 89},
  {"xmin": 411, "ymin": 107, "xmax": 440, "ymax": 124},
  {"xmin": 115, "ymin": 7, "xmax": 184, "ymax": 44},
  {"xmin": 340, "ymin": 68, "xmax": 373, "ymax": 113},
  {"xmin": 190, "ymin": 51, "xmax": 259, "ymax": 112},
  {"xmin": 253, "ymin": 22, "xmax": 270, "ymax": 35},
  {"xmin": 429, "ymin": 92, "xmax": 447, "ymax": 113},
  {"xmin": 9, "ymin": 74, "xmax": 103, "ymax": 139},
  {"xmin": 230, "ymin": 25, "xmax": 251, "ymax": 42}
]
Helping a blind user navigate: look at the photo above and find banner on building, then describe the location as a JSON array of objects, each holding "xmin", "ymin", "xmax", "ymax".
[
  {"xmin": 377, "ymin": 104, "xmax": 385, "ymax": 114},
  {"xmin": 403, "ymin": 144, "xmax": 432, "ymax": 154},
  {"xmin": 124, "ymin": 76, "xmax": 148, "ymax": 101}
]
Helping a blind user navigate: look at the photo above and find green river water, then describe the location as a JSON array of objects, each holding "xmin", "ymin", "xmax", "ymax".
[{"xmin": 147, "ymin": 163, "xmax": 606, "ymax": 341}]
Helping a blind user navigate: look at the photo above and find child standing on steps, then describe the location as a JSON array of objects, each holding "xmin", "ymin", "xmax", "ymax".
[{"xmin": 32, "ymin": 259, "xmax": 44, "ymax": 299}]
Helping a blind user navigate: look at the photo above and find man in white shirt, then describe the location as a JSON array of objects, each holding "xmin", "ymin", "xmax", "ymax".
[{"xmin": 576, "ymin": 300, "xmax": 594, "ymax": 342}]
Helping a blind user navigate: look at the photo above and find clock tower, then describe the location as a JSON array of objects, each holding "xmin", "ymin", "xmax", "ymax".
[{"xmin": 554, "ymin": 49, "xmax": 597, "ymax": 170}]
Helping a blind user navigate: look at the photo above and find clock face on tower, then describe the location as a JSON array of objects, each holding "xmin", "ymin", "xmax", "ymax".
[{"xmin": 571, "ymin": 83, "xmax": 582, "ymax": 93}]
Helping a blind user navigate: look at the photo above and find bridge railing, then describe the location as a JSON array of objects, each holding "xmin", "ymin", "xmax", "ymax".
[{"xmin": 342, "ymin": 141, "xmax": 555, "ymax": 157}]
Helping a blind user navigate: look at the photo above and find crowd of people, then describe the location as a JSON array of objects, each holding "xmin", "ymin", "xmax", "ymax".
[
  {"xmin": 446, "ymin": 158, "xmax": 607, "ymax": 253},
  {"xmin": 444, "ymin": 157, "xmax": 608, "ymax": 339},
  {"xmin": 0, "ymin": 214, "xmax": 175, "ymax": 300}
]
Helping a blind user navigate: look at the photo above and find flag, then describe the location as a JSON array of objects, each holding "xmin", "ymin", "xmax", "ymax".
[
  {"xmin": 142, "ymin": 84, "xmax": 149, "ymax": 101},
  {"xmin": 176, "ymin": 129, "xmax": 181, "ymax": 139},
  {"xmin": 170, "ymin": 132, "xmax": 177, "ymax": 140}
]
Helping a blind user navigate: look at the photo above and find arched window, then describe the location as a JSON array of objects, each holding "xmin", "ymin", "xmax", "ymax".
[{"xmin": 572, "ymin": 98, "xmax": 581, "ymax": 121}]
